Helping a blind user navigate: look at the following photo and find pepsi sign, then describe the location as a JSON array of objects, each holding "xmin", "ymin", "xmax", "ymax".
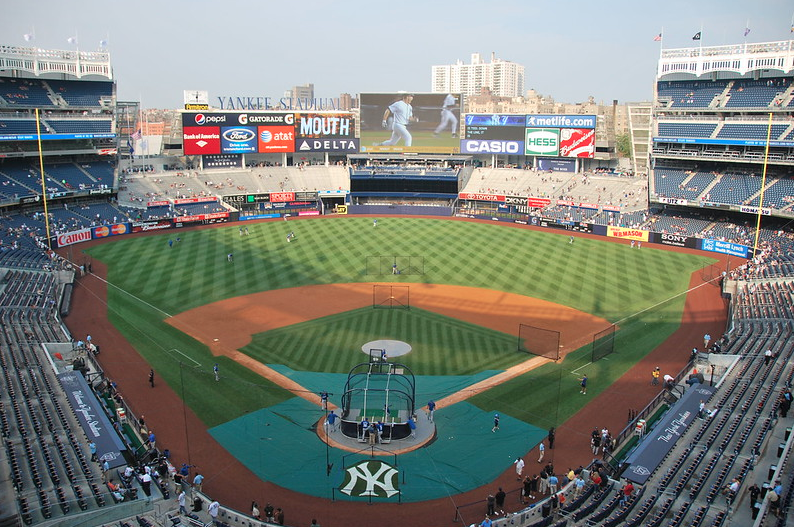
[{"xmin": 220, "ymin": 126, "xmax": 257, "ymax": 153}]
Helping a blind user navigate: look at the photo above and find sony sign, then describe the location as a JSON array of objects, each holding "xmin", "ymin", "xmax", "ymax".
[{"xmin": 461, "ymin": 140, "xmax": 522, "ymax": 154}]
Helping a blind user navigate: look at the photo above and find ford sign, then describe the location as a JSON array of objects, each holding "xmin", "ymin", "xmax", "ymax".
[{"xmin": 223, "ymin": 128, "xmax": 256, "ymax": 142}]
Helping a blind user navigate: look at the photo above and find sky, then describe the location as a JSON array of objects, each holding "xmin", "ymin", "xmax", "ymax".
[{"xmin": 2, "ymin": 0, "xmax": 791, "ymax": 109}]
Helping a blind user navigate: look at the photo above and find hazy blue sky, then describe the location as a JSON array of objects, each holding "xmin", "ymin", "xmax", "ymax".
[{"xmin": 2, "ymin": 0, "xmax": 791, "ymax": 109}]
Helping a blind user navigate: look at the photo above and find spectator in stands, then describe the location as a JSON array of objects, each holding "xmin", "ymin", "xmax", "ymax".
[
  {"xmin": 748, "ymin": 483, "xmax": 761, "ymax": 519},
  {"xmin": 494, "ymin": 487, "xmax": 505, "ymax": 513},
  {"xmin": 193, "ymin": 472, "xmax": 204, "ymax": 492},
  {"xmin": 208, "ymin": 500, "xmax": 220, "ymax": 525},
  {"xmin": 620, "ymin": 481, "xmax": 634, "ymax": 505},
  {"xmin": 178, "ymin": 489, "xmax": 187, "ymax": 515},
  {"xmin": 275, "ymin": 507, "xmax": 284, "ymax": 525},
  {"xmin": 663, "ymin": 374, "xmax": 675, "ymax": 390},
  {"xmin": 251, "ymin": 501, "xmax": 260, "ymax": 519},
  {"xmin": 88, "ymin": 440, "xmax": 97, "ymax": 462}
]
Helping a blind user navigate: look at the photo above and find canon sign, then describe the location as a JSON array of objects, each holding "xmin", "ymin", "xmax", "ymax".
[{"xmin": 462, "ymin": 140, "xmax": 522, "ymax": 154}]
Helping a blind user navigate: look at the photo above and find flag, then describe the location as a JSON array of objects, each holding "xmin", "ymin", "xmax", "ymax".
[
  {"xmin": 692, "ymin": 31, "xmax": 701, "ymax": 41},
  {"xmin": 67, "ymin": 36, "xmax": 77, "ymax": 45},
  {"xmin": 127, "ymin": 138, "xmax": 134, "ymax": 156},
  {"xmin": 653, "ymin": 33, "xmax": 662, "ymax": 42},
  {"xmin": 99, "ymin": 39, "xmax": 108, "ymax": 49},
  {"xmin": 744, "ymin": 27, "xmax": 751, "ymax": 37},
  {"xmin": 131, "ymin": 129, "xmax": 142, "ymax": 141},
  {"xmin": 23, "ymin": 33, "xmax": 34, "ymax": 42}
]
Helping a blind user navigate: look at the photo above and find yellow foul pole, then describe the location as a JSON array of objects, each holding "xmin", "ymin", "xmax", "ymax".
[
  {"xmin": 35, "ymin": 108, "xmax": 52, "ymax": 251},
  {"xmin": 752, "ymin": 113, "xmax": 773, "ymax": 258}
]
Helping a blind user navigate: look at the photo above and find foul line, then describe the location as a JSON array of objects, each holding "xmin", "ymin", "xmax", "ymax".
[{"xmin": 612, "ymin": 273, "xmax": 722, "ymax": 327}]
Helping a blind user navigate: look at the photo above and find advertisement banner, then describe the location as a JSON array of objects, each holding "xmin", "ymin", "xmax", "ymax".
[
  {"xmin": 460, "ymin": 139, "xmax": 524, "ymax": 154},
  {"xmin": 183, "ymin": 126, "xmax": 221, "ymax": 155},
  {"xmin": 270, "ymin": 192, "xmax": 296, "ymax": 202},
  {"xmin": 174, "ymin": 213, "xmax": 230, "ymax": 227},
  {"xmin": 526, "ymin": 114, "xmax": 596, "ymax": 129},
  {"xmin": 464, "ymin": 115, "xmax": 525, "ymax": 141},
  {"xmin": 651, "ymin": 232, "xmax": 698, "ymax": 249},
  {"xmin": 527, "ymin": 197, "xmax": 551, "ymax": 208},
  {"xmin": 295, "ymin": 138, "xmax": 360, "ymax": 153},
  {"xmin": 525, "ymin": 128, "xmax": 560, "ymax": 156},
  {"xmin": 657, "ymin": 197, "xmax": 689, "ymax": 206},
  {"xmin": 559, "ymin": 128, "xmax": 595, "ymax": 158},
  {"xmin": 700, "ymin": 239, "xmax": 749, "ymax": 258},
  {"xmin": 537, "ymin": 158, "xmax": 576, "ymax": 172},
  {"xmin": 92, "ymin": 223, "xmax": 129, "ymax": 239},
  {"xmin": 257, "ymin": 126, "xmax": 295, "ymax": 152},
  {"xmin": 458, "ymin": 193, "xmax": 505, "ymax": 202},
  {"xmin": 221, "ymin": 126, "xmax": 257, "ymax": 153},
  {"xmin": 57, "ymin": 229, "xmax": 92, "ymax": 248},
  {"xmin": 504, "ymin": 196, "xmax": 527, "ymax": 207},
  {"xmin": 359, "ymin": 93, "xmax": 461, "ymax": 154},
  {"xmin": 606, "ymin": 226, "xmax": 649, "ymax": 242},
  {"xmin": 295, "ymin": 113, "xmax": 354, "ymax": 138},
  {"xmin": 739, "ymin": 205, "xmax": 772, "ymax": 216},
  {"xmin": 173, "ymin": 197, "xmax": 218, "ymax": 205},
  {"xmin": 57, "ymin": 372, "xmax": 128, "ymax": 469},
  {"xmin": 131, "ymin": 220, "xmax": 173, "ymax": 233}
]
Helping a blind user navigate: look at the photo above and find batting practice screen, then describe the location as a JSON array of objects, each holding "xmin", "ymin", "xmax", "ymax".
[
  {"xmin": 517, "ymin": 323, "xmax": 560, "ymax": 361},
  {"xmin": 373, "ymin": 285, "xmax": 410, "ymax": 309},
  {"xmin": 366, "ymin": 256, "xmax": 424, "ymax": 276},
  {"xmin": 592, "ymin": 325, "xmax": 616, "ymax": 362}
]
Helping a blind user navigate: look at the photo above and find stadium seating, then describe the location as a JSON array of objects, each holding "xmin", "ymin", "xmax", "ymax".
[
  {"xmin": 657, "ymin": 123, "xmax": 717, "ymax": 138},
  {"xmin": 45, "ymin": 80, "xmax": 113, "ymax": 107},
  {"xmin": 724, "ymin": 78, "xmax": 789, "ymax": 108},
  {"xmin": 656, "ymin": 80, "xmax": 728, "ymax": 108}
]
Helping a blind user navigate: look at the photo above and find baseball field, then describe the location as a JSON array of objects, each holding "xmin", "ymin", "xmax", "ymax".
[{"xmin": 75, "ymin": 216, "xmax": 717, "ymax": 513}]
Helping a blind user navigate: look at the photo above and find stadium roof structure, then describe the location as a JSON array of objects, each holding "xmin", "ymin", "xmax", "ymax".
[
  {"xmin": 658, "ymin": 39, "xmax": 794, "ymax": 79},
  {"xmin": 0, "ymin": 44, "xmax": 112, "ymax": 80}
]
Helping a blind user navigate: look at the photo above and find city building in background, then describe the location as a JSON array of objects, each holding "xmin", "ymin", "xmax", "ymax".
[{"xmin": 432, "ymin": 52, "xmax": 525, "ymax": 98}]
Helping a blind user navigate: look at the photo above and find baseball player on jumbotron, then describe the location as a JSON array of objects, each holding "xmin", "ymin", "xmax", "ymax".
[
  {"xmin": 433, "ymin": 93, "xmax": 458, "ymax": 138},
  {"xmin": 374, "ymin": 94, "xmax": 418, "ymax": 147}
]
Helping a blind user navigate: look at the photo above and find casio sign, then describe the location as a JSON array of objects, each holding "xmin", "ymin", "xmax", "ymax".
[
  {"xmin": 223, "ymin": 128, "xmax": 255, "ymax": 142},
  {"xmin": 464, "ymin": 140, "xmax": 520, "ymax": 153}
]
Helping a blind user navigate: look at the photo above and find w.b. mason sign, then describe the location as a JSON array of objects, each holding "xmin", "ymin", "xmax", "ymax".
[{"xmin": 340, "ymin": 460, "xmax": 399, "ymax": 498}]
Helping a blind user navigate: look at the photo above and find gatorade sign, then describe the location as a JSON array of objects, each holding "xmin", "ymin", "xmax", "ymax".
[{"xmin": 525, "ymin": 128, "xmax": 560, "ymax": 156}]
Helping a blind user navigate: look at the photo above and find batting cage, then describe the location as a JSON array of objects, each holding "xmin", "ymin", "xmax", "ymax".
[
  {"xmin": 372, "ymin": 285, "xmax": 410, "ymax": 309},
  {"xmin": 592, "ymin": 324, "xmax": 616, "ymax": 362},
  {"xmin": 339, "ymin": 359, "xmax": 416, "ymax": 442},
  {"xmin": 366, "ymin": 256, "xmax": 424, "ymax": 276},
  {"xmin": 517, "ymin": 323, "xmax": 560, "ymax": 361}
]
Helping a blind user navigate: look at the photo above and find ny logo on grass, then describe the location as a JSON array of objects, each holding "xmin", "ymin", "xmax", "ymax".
[{"xmin": 340, "ymin": 460, "xmax": 399, "ymax": 497}]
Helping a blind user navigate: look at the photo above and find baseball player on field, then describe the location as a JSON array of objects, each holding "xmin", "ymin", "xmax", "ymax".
[
  {"xmin": 374, "ymin": 94, "xmax": 418, "ymax": 147},
  {"xmin": 433, "ymin": 93, "xmax": 458, "ymax": 137}
]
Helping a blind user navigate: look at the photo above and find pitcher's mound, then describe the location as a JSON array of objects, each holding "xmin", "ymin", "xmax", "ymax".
[{"xmin": 361, "ymin": 340, "xmax": 412, "ymax": 357}]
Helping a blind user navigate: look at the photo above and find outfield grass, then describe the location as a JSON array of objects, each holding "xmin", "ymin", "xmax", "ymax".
[{"xmin": 86, "ymin": 217, "xmax": 715, "ymax": 427}]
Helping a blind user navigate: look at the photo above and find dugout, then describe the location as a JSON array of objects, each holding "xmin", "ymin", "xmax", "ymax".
[{"xmin": 339, "ymin": 358, "xmax": 416, "ymax": 442}]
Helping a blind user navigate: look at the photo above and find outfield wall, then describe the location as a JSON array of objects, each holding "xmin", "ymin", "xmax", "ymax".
[{"xmin": 53, "ymin": 204, "xmax": 750, "ymax": 261}]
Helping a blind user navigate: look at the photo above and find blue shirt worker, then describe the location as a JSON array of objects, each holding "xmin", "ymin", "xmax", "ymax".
[{"xmin": 326, "ymin": 410, "xmax": 338, "ymax": 432}]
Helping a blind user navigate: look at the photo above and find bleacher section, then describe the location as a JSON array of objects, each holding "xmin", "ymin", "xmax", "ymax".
[
  {"xmin": 657, "ymin": 123, "xmax": 717, "ymax": 138},
  {"xmin": 716, "ymin": 124, "xmax": 788, "ymax": 140},
  {"xmin": 0, "ymin": 160, "xmax": 114, "ymax": 200},
  {"xmin": 0, "ymin": 78, "xmax": 54, "ymax": 107},
  {"xmin": 46, "ymin": 120, "xmax": 112, "ymax": 134},
  {"xmin": 45, "ymin": 80, "xmax": 112, "ymax": 107},
  {"xmin": 656, "ymin": 80, "xmax": 727, "ymax": 108},
  {"xmin": 724, "ymin": 79, "xmax": 789, "ymax": 108}
]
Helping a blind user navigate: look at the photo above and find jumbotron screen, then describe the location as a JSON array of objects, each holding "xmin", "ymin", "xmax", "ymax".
[{"xmin": 359, "ymin": 93, "xmax": 461, "ymax": 154}]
